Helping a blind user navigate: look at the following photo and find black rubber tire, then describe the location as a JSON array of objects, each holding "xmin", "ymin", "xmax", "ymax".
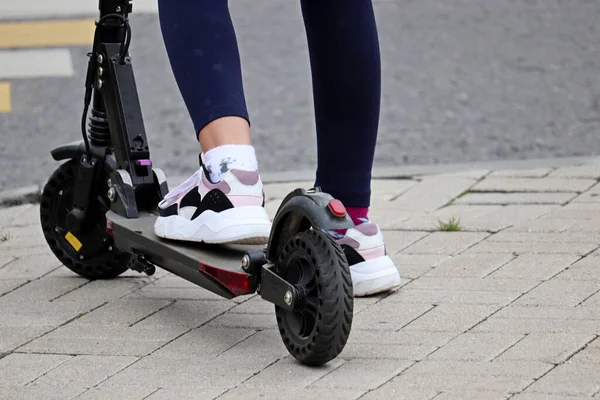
[
  {"xmin": 39, "ymin": 160, "xmax": 128, "ymax": 280},
  {"xmin": 275, "ymin": 229, "xmax": 353, "ymax": 366}
]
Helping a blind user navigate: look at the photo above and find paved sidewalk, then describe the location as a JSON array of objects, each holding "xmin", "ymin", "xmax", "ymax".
[{"xmin": 0, "ymin": 163, "xmax": 599, "ymax": 399}]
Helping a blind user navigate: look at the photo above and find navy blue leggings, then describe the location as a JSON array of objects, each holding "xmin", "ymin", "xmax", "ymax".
[{"xmin": 158, "ymin": 0, "xmax": 381, "ymax": 207}]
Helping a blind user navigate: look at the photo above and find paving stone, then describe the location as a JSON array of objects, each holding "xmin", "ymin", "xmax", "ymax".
[
  {"xmin": 490, "ymin": 168, "xmax": 552, "ymax": 178},
  {"xmin": 583, "ymin": 291, "xmax": 600, "ymax": 307},
  {"xmin": 364, "ymin": 207, "xmax": 415, "ymax": 230},
  {"xmin": 75, "ymin": 386, "xmax": 159, "ymax": 400},
  {"xmin": 0, "ymin": 384, "xmax": 85, "ymax": 400},
  {"xmin": 0, "ymin": 326, "xmax": 54, "ymax": 353},
  {"xmin": 389, "ymin": 253, "xmax": 450, "ymax": 279},
  {"xmin": 490, "ymin": 254, "xmax": 580, "ymax": 280},
  {"xmin": 465, "ymin": 240, "xmax": 597, "ymax": 255},
  {"xmin": 464, "ymin": 205, "xmax": 558, "ymax": 232},
  {"xmin": 21, "ymin": 322, "xmax": 188, "ymax": 356},
  {"xmin": 511, "ymin": 394, "xmax": 592, "ymax": 400},
  {"xmin": 210, "ymin": 329, "xmax": 288, "ymax": 362},
  {"xmin": 434, "ymin": 391, "xmax": 510, "ymax": 400},
  {"xmin": 0, "ymin": 353, "xmax": 72, "ymax": 386},
  {"xmin": 219, "ymin": 387, "xmax": 366, "ymax": 400},
  {"xmin": 0, "ymin": 255, "xmax": 15, "ymax": 268},
  {"xmin": 379, "ymin": 230, "xmax": 429, "ymax": 254},
  {"xmin": 401, "ymin": 304, "xmax": 501, "ymax": 334},
  {"xmin": 239, "ymin": 356, "xmax": 345, "ymax": 389},
  {"xmin": 145, "ymin": 387, "xmax": 227, "ymax": 400},
  {"xmin": 74, "ymin": 298, "xmax": 173, "ymax": 327},
  {"xmin": 487, "ymin": 231, "xmax": 600, "ymax": 244},
  {"xmin": 472, "ymin": 306, "xmax": 600, "ymax": 334},
  {"xmin": 549, "ymin": 164, "xmax": 600, "ymax": 179},
  {"xmin": 405, "ymin": 277, "xmax": 539, "ymax": 294},
  {"xmin": 515, "ymin": 279, "xmax": 600, "ymax": 307},
  {"xmin": 0, "ymin": 278, "xmax": 27, "ymax": 296},
  {"xmin": 0, "ymin": 277, "xmax": 87, "ymax": 303},
  {"xmin": 430, "ymin": 170, "xmax": 490, "ymax": 180},
  {"xmin": 153, "ymin": 326, "xmax": 254, "ymax": 359},
  {"xmin": 572, "ymin": 182, "xmax": 600, "ymax": 203},
  {"xmin": 361, "ymin": 387, "xmax": 440, "ymax": 400},
  {"xmin": 351, "ymin": 301, "xmax": 433, "ymax": 331},
  {"xmin": 428, "ymin": 333, "xmax": 524, "ymax": 361},
  {"xmin": 207, "ymin": 311, "xmax": 278, "ymax": 330},
  {"xmin": 262, "ymin": 181, "xmax": 314, "ymax": 201},
  {"xmin": 472, "ymin": 177, "xmax": 596, "ymax": 193},
  {"xmin": 526, "ymin": 362, "xmax": 600, "ymax": 397},
  {"xmin": 34, "ymin": 355, "xmax": 139, "ymax": 388},
  {"xmin": 383, "ymin": 360, "xmax": 552, "ymax": 394},
  {"xmin": 402, "ymin": 232, "xmax": 489, "ymax": 255},
  {"xmin": 544, "ymin": 202, "xmax": 600, "ymax": 219},
  {"xmin": 0, "ymin": 253, "xmax": 61, "ymax": 280},
  {"xmin": 569, "ymin": 337, "xmax": 600, "ymax": 364},
  {"xmin": 309, "ymin": 358, "xmax": 413, "ymax": 390},
  {"xmin": 100, "ymin": 355, "xmax": 258, "ymax": 390},
  {"xmin": 347, "ymin": 329, "xmax": 455, "ymax": 350},
  {"xmin": 0, "ymin": 204, "xmax": 35, "ymax": 226},
  {"xmin": 422, "ymin": 253, "xmax": 515, "ymax": 278},
  {"xmin": 507, "ymin": 218, "xmax": 576, "ymax": 233},
  {"xmin": 0, "ymin": 299, "xmax": 102, "ymax": 327},
  {"xmin": 497, "ymin": 333, "xmax": 595, "ymax": 364},
  {"xmin": 555, "ymin": 256, "xmax": 600, "ymax": 281},
  {"xmin": 57, "ymin": 277, "xmax": 155, "ymax": 307},
  {"xmin": 390, "ymin": 288, "xmax": 520, "ymax": 306},
  {"xmin": 455, "ymin": 192, "xmax": 576, "ymax": 205},
  {"xmin": 390, "ymin": 176, "xmax": 476, "ymax": 212}
]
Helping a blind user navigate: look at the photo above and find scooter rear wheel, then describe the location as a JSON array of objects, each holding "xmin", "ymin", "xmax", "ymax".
[
  {"xmin": 275, "ymin": 229, "xmax": 353, "ymax": 366},
  {"xmin": 40, "ymin": 160, "xmax": 128, "ymax": 280}
]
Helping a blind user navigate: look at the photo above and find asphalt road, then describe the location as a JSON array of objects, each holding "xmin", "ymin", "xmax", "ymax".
[{"xmin": 1, "ymin": 0, "xmax": 600, "ymax": 191}]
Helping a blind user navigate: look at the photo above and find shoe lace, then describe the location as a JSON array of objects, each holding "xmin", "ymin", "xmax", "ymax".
[{"xmin": 158, "ymin": 172, "xmax": 198, "ymax": 208}]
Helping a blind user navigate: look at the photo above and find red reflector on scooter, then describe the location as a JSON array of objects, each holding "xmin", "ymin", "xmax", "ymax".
[
  {"xmin": 105, "ymin": 219, "xmax": 115, "ymax": 237},
  {"xmin": 199, "ymin": 262, "xmax": 252, "ymax": 297},
  {"xmin": 328, "ymin": 199, "xmax": 346, "ymax": 217}
]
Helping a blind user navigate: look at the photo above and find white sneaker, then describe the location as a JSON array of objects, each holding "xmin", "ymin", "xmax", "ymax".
[
  {"xmin": 154, "ymin": 167, "xmax": 271, "ymax": 245},
  {"xmin": 327, "ymin": 219, "xmax": 401, "ymax": 297}
]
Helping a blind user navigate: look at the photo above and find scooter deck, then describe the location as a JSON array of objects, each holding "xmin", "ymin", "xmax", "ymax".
[{"xmin": 106, "ymin": 211, "xmax": 263, "ymax": 298}]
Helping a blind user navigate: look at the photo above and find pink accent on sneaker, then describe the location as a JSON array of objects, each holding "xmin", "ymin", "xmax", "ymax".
[
  {"xmin": 337, "ymin": 236, "xmax": 360, "ymax": 248},
  {"xmin": 347, "ymin": 206, "xmax": 369, "ymax": 225},
  {"xmin": 230, "ymin": 169, "xmax": 260, "ymax": 185},
  {"xmin": 201, "ymin": 173, "xmax": 231, "ymax": 194},
  {"xmin": 228, "ymin": 195, "xmax": 264, "ymax": 207},
  {"xmin": 357, "ymin": 244, "xmax": 386, "ymax": 260},
  {"xmin": 354, "ymin": 222, "xmax": 379, "ymax": 236}
]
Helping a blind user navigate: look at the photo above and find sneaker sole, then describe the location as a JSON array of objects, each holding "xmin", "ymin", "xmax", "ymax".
[
  {"xmin": 350, "ymin": 255, "xmax": 402, "ymax": 297},
  {"xmin": 154, "ymin": 206, "xmax": 271, "ymax": 245}
]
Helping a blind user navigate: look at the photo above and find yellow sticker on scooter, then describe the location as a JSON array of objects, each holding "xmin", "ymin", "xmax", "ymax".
[{"xmin": 65, "ymin": 231, "xmax": 82, "ymax": 252}]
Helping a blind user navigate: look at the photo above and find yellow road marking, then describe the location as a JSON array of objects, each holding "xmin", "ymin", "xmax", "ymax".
[
  {"xmin": 0, "ymin": 19, "xmax": 95, "ymax": 49},
  {"xmin": 0, "ymin": 82, "xmax": 11, "ymax": 113}
]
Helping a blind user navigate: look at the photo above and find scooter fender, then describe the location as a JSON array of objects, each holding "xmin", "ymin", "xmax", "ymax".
[
  {"xmin": 50, "ymin": 140, "xmax": 88, "ymax": 161},
  {"xmin": 266, "ymin": 188, "xmax": 354, "ymax": 262}
]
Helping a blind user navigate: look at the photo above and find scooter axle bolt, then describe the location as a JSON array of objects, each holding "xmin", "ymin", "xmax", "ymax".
[
  {"xmin": 284, "ymin": 290, "xmax": 293, "ymax": 306},
  {"xmin": 107, "ymin": 187, "xmax": 116, "ymax": 202},
  {"xmin": 241, "ymin": 255, "xmax": 250, "ymax": 271}
]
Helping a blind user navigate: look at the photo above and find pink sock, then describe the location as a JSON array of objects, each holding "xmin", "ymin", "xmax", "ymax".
[
  {"xmin": 346, "ymin": 206, "xmax": 369, "ymax": 225},
  {"xmin": 332, "ymin": 206, "xmax": 369, "ymax": 236}
]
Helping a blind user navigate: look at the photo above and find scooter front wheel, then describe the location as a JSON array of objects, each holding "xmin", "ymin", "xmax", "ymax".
[{"xmin": 274, "ymin": 229, "xmax": 353, "ymax": 366}]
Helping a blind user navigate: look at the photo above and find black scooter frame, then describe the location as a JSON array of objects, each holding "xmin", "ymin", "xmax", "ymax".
[{"xmin": 49, "ymin": 0, "xmax": 354, "ymax": 310}]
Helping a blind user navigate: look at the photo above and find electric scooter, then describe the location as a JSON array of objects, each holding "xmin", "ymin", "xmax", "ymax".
[{"xmin": 39, "ymin": 0, "xmax": 354, "ymax": 366}]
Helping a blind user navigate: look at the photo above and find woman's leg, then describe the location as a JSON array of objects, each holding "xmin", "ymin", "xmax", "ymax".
[
  {"xmin": 301, "ymin": 0, "xmax": 401, "ymax": 296},
  {"xmin": 300, "ymin": 0, "xmax": 381, "ymax": 210},
  {"xmin": 155, "ymin": 0, "xmax": 270, "ymax": 245},
  {"xmin": 158, "ymin": 0, "xmax": 257, "ymax": 182}
]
